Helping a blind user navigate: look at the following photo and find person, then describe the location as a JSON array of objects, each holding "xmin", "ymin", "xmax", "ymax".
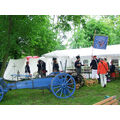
[
  {"xmin": 75, "ymin": 55, "xmax": 84, "ymax": 75},
  {"xmin": 53, "ymin": 58, "xmax": 59, "ymax": 72},
  {"xmin": 110, "ymin": 61, "xmax": 116, "ymax": 80},
  {"xmin": 104, "ymin": 58, "xmax": 110, "ymax": 70},
  {"xmin": 25, "ymin": 61, "xmax": 31, "ymax": 74},
  {"xmin": 90, "ymin": 55, "xmax": 99, "ymax": 80},
  {"xmin": 104, "ymin": 58, "xmax": 110, "ymax": 80},
  {"xmin": 37, "ymin": 60, "xmax": 46, "ymax": 78},
  {"xmin": 97, "ymin": 58, "xmax": 108, "ymax": 88}
]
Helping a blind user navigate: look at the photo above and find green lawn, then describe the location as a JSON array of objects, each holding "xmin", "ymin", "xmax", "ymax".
[{"xmin": 0, "ymin": 78, "xmax": 120, "ymax": 105}]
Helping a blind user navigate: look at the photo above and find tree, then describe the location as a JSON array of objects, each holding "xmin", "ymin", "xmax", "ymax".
[
  {"xmin": 0, "ymin": 16, "xmax": 14, "ymax": 77},
  {"xmin": 0, "ymin": 15, "xmax": 61, "ymax": 77},
  {"xmin": 69, "ymin": 27, "xmax": 89, "ymax": 48},
  {"xmin": 69, "ymin": 17, "xmax": 117, "ymax": 48}
]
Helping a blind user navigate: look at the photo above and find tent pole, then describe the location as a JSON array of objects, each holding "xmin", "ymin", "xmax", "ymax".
[
  {"xmin": 92, "ymin": 30, "xmax": 96, "ymax": 57},
  {"xmin": 64, "ymin": 59, "xmax": 67, "ymax": 72}
]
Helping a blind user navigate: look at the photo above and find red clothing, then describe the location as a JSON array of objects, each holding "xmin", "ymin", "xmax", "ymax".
[
  {"xmin": 97, "ymin": 60, "xmax": 108, "ymax": 74},
  {"xmin": 110, "ymin": 72, "xmax": 115, "ymax": 77}
]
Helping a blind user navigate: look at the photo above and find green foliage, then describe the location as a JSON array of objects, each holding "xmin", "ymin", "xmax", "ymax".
[
  {"xmin": 69, "ymin": 16, "xmax": 120, "ymax": 48},
  {"xmin": 69, "ymin": 28, "xmax": 89, "ymax": 48},
  {"xmin": 27, "ymin": 15, "xmax": 58, "ymax": 56},
  {"xmin": 0, "ymin": 15, "xmax": 63, "ymax": 76},
  {"xmin": 0, "ymin": 15, "xmax": 61, "ymax": 60},
  {"xmin": 56, "ymin": 15, "xmax": 87, "ymax": 32}
]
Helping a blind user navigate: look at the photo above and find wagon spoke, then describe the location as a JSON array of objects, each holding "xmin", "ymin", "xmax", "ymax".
[
  {"xmin": 60, "ymin": 89, "xmax": 63, "ymax": 97},
  {"xmin": 66, "ymin": 88, "xmax": 71, "ymax": 94},
  {"xmin": 62, "ymin": 75, "xmax": 67, "ymax": 82},
  {"xmin": 53, "ymin": 86, "xmax": 61, "ymax": 89},
  {"xmin": 67, "ymin": 83, "xmax": 73, "ymax": 85},
  {"xmin": 66, "ymin": 78, "xmax": 71, "ymax": 83},
  {"xmin": 55, "ymin": 88, "xmax": 62, "ymax": 94},
  {"xmin": 66, "ymin": 86, "xmax": 74, "ymax": 90},
  {"xmin": 63, "ymin": 89, "xmax": 66, "ymax": 97},
  {"xmin": 65, "ymin": 74, "xmax": 69, "ymax": 79},
  {"xmin": 0, "ymin": 92, "xmax": 3, "ymax": 94}
]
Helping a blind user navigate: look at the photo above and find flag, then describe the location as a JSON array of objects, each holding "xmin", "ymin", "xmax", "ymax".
[{"xmin": 93, "ymin": 36, "xmax": 108, "ymax": 49}]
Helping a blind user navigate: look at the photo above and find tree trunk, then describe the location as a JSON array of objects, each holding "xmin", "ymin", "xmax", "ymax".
[
  {"xmin": 0, "ymin": 52, "xmax": 9, "ymax": 77},
  {"xmin": 0, "ymin": 16, "xmax": 12, "ymax": 77}
]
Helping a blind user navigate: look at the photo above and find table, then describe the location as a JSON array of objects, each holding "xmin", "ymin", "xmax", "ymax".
[{"xmin": 11, "ymin": 74, "xmax": 32, "ymax": 81}]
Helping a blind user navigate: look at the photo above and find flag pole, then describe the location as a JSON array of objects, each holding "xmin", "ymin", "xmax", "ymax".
[{"xmin": 92, "ymin": 30, "xmax": 96, "ymax": 57}]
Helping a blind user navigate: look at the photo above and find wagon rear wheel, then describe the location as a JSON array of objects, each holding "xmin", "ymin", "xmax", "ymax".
[
  {"xmin": 76, "ymin": 74, "xmax": 85, "ymax": 88},
  {"xmin": 0, "ymin": 85, "xmax": 4, "ymax": 102},
  {"xmin": 51, "ymin": 73, "xmax": 76, "ymax": 99}
]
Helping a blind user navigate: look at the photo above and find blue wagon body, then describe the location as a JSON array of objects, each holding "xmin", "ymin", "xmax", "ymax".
[
  {"xmin": 7, "ymin": 77, "xmax": 52, "ymax": 90},
  {"xmin": 0, "ymin": 72, "xmax": 76, "ymax": 102}
]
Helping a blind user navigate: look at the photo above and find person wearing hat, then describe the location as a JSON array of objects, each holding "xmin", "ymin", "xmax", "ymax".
[
  {"xmin": 104, "ymin": 58, "xmax": 110, "ymax": 80},
  {"xmin": 53, "ymin": 58, "xmax": 59, "ymax": 72},
  {"xmin": 37, "ymin": 60, "xmax": 47, "ymax": 78},
  {"xmin": 110, "ymin": 60, "xmax": 116, "ymax": 80},
  {"xmin": 97, "ymin": 58, "xmax": 108, "ymax": 87},
  {"xmin": 25, "ymin": 61, "xmax": 31, "ymax": 74},
  {"xmin": 90, "ymin": 55, "xmax": 99, "ymax": 80},
  {"xmin": 75, "ymin": 56, "xmax": 83, "ymax": 75}
]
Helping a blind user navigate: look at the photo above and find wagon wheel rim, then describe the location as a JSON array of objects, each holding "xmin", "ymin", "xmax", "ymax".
[
  {"xmin": 51, "ymin": 73, "xmax": 76, "ymax": 99},
  {"xmin": 0, "ymin": 85, "xmax": 4, "ymax": 102}
]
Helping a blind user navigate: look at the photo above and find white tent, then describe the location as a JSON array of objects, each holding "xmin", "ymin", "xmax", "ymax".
[
  {"xmin": 42, "ymin": 44, "xmax": 120, "ymax": 67},
  {"xmin": 4, "ymin": 58, "xmax": 26, "ymax": 81},
  {"xmin": 43, "ymin": 44, "xmax": 120, "ymax": 58},
  {"xmin": 42, "ymin": 44, "xmax": 120, "ymax": 79},
  {"xmin": 4, "ymin": 44, "xmax": 120, "ymax": 81},
  {"xmin": 4, "ymin": 57, "xmax": 53, "ymax": 81}
]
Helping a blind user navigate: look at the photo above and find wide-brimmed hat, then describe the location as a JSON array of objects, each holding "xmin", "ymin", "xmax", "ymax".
[
  {"xmin": 53, "ymin": 57, "xmax": 57, "ymax": 60},
  {"xmin": 76, "ymin": 55, "xmax": 80, "ymax": 59},
  {"xmin": 93, "ymin": 55, "xmax": 97, "ymax": 58}
]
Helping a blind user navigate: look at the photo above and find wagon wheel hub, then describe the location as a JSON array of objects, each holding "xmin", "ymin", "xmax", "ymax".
[{"xmin": 61, "ymin": 83, "xmax": 66, "ymax": 87}]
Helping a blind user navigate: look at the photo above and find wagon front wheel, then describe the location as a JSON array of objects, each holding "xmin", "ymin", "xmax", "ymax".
[
  {"xmin": 51, "ymin": 73, "xmax": 76, "ymax": 99},
  {"xmin": 0, "ymin": 85, "xmax": 4, "ymax": 102}
]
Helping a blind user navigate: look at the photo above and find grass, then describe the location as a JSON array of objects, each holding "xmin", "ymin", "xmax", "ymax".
[{"xmin": 0, "ymin": 78, "xmax": 120, "ymax": 105}]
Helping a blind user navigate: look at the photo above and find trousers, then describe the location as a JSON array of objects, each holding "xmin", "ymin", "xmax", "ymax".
[
  {"xmin": 91, "ymin": 69, "xmax": 99, "ymax": 79},
  {"xmin": 100, "ymin": 74, "xmax": 107, "ymax": 87}
]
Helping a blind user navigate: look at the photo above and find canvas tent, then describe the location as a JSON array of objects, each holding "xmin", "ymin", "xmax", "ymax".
[
  {"xmin": 42, "ymin": 44, "xmax": 120, "ymax": 67},
  {"xmin": 4, "ymin": 57, "xmax": 53, "ymax": 81},
  {"xmin": 42, "ymin": 44, "xmax": 120, "ymax": 79},
  {"xmin": 43, "ymin": 44, "xmax": 120, "ymax": 58},
  {"xmin": 4, "ymin": 44, "xmax": 120, "ymax": 81},
  {"xmin": 4, "ymin": 58, "xmax": 26, "ymax": 81}
]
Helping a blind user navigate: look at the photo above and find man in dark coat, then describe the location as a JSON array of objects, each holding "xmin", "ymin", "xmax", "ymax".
[
  {"xmin": 37, "ymin": 60, "xmax": 46, "ymax": 78},
  {"xmin": 53, "ymin": 58, "xmax": 59, "ymax": 72},
  {"xmin": 75, "ymin": 56, "xmax": 83, "ymax": 75},
  {"xmin": 25, "ymin": 61, "xmax": 31, "ymax": 74},
  {"xmin": 90, "ymin": 55, "xmax": 99, "ymax": 80},
  {"xmin": 110, "ymin": 61, "xmax": 116, "ymax": 79}
]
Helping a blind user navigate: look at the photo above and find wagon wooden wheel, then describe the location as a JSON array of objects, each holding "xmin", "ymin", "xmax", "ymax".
[
  {"xmin": 51, "ymin": 73, "xmax": 76, "ymax": 99},
  {"xmin": 0, "ymin": 85, "xmax": 4, "ymax": 102},
  {"xmin": 76, "ymin": 74, "xmax": 85, "ymax": 88}
]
